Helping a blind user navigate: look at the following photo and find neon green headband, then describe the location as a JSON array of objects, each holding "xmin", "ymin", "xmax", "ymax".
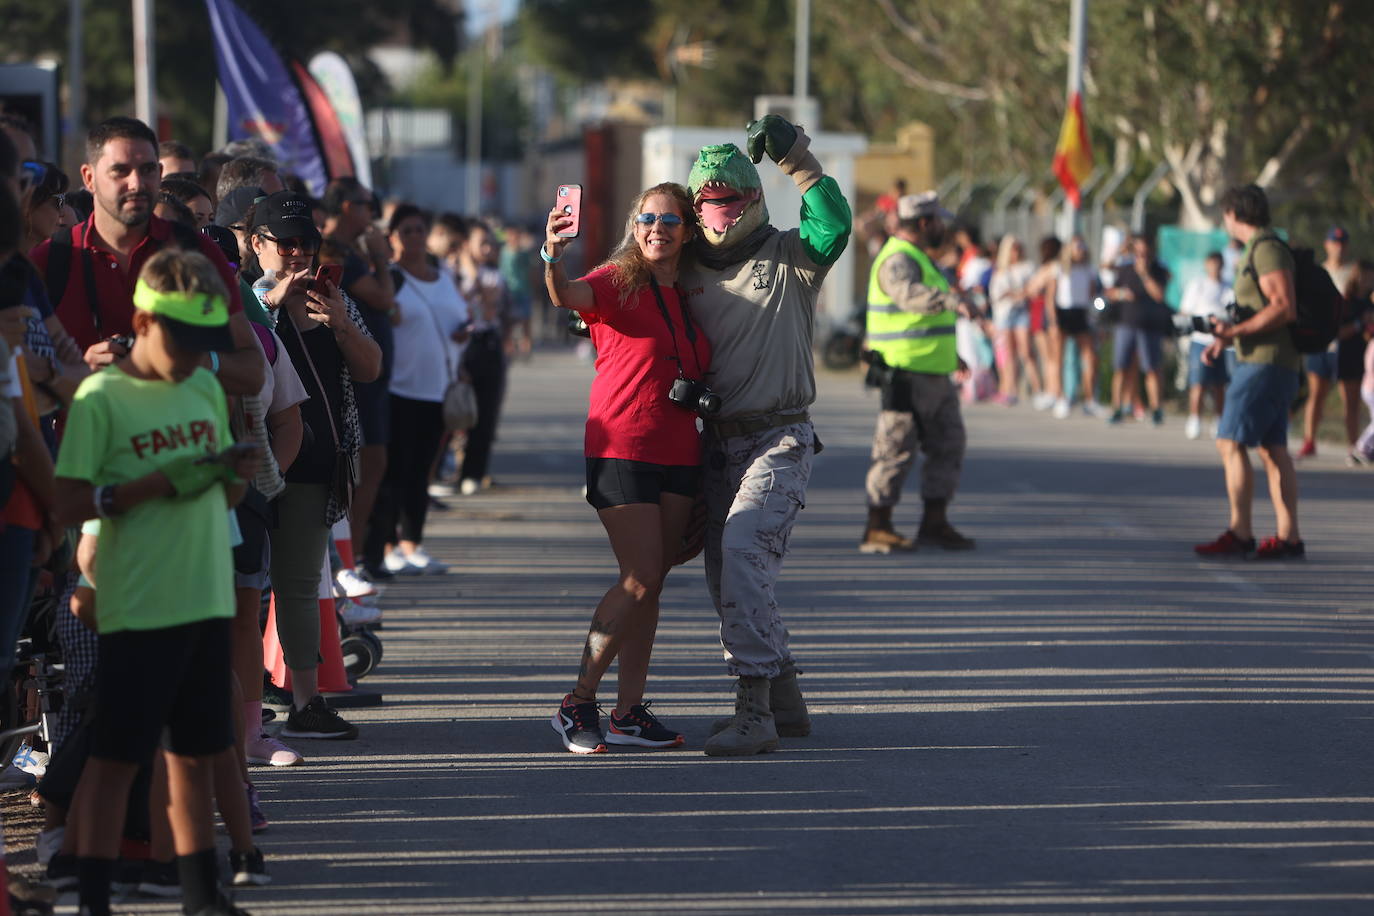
[{"xmin": 132, "ymin": 279, "xmax": 229, "ymax": 328}]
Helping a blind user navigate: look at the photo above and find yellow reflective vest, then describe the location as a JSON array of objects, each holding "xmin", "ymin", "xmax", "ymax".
[{"xmin": 866, "ymin": 236, "xmax": 958, "ymax": 374}]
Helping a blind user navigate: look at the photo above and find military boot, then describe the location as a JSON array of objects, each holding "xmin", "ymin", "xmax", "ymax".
[
  {"xmin": 703, "ymin": 676, "xmax": 779, "ymax": 757},
  {"xmin": 859, "ymin": 506, "xmax": 917, "ymax": 554},
  {"xmin": 710, "ymin": 659, "xmax": 811, "ymax": 737},
  {"xmin": 917, "ymin": 498, "xmax": 976, "ymax": 550}
]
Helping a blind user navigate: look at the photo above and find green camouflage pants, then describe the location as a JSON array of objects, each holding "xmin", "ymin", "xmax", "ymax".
[
  {"xmin": 865, "ymin": 373, "xmax": 965, "ymax": 507},
  {"xmin": 703, "ymin": 422, "xmax": 814, "ymax": 678}
]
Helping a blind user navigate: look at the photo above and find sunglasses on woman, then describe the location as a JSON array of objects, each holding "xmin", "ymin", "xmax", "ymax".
[
  {"xmin": 258, "ymin": 234, "xmax": 320, "ymax": 256},
  {"xmin": 635, "ymin": 212, "xmax": 684, "ymax": 227}
]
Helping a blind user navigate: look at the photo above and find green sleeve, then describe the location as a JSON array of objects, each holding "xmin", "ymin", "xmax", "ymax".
[
  {"xmin": 54, "ymin": 380, "xmax": 108, "ymax": 483},
  {"xmin": 239, "ymin": 277, "xmax": 272, "ymax": 327},
  {"xmin": 799, "ymin": 177, "xmax": 851, "ymax": 268}
]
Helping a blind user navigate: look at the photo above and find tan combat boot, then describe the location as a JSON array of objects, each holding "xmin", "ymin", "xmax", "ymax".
[
  {"xmin": 710, "ymin": 659, "xmax": 811, "ymax": 737},
  {"xmin": 703, "ymin": 676, "xmax": 779, "ymax": 757},
  {"xmin": 859, "ymin": 506, "xmax": 917, "ymax": 554}
]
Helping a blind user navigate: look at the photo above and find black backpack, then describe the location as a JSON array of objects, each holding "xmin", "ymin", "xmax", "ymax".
[
  {"xmin": 44, "ymin": 220, "xmax": 203, "ymax": 335},
  {"xmin": 1244, "ymin": 236, "xmax": 1345, "ymax": 354}
]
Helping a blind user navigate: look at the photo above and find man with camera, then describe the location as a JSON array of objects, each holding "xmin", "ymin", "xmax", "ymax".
[
  {"xmin": 1194, "ymin": 184, "xmax": 1304, "ymax": 560},
  {"xmin": 860, "ymin": 192, "xmax": 976, "ymax": 555}
]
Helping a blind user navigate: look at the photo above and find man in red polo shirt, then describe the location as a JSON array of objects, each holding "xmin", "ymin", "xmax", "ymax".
[{"xmin": 29, "ymin": 117, "xmax": 263, "ymax": 395}]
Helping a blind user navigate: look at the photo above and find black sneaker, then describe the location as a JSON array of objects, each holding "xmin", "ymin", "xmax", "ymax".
[
  {"xmin": 261, "ymin": 681, "xmax": 293, "ymax": 711},
  {"xmin": 281, "ymin": 696, "xmax": 358, "ymax": 740},
  {"xmin": 111, "ymin": 857, "xmax": 145, "ymax": 895},
  {"xmin": 187, "ymin": 898, "xmax": 253, "ymax": 916},
  {"xmin": 229, "ymin": 846, "xmax": 270, "ymax": 887},
  {"xmin": 359, "ymin": 562, "xmax": 394, "ymax": 583},
  {"xmin": 137, "ymin": 858, "xmax": 180, "ymax": 897},
  {"xmin": 44, "ymin": 852, "xmax": 76, "ymax": 891},
  {"xmin": 550, "ymin": 694, "xmax": 606, "ymax": 754},
  {"xmin": 607, "ymin": 702, "xmax": 685, "ymax": 749}
]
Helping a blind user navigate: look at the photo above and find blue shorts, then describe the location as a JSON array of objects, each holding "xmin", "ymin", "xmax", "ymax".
[
  {"xmin": 995, "ymin": 306, "xmax": 1030, "ymax": 332},
  {"xmin": 1113, "ymin": 325, "xmax": 1164, "ymax": 372},
  {"xmin": 1216, "ymin": 362, "xmax": 1300, "ymax": 448},
  {"xmin": 1187, "ymin": 341, "xmax": 1234, "ymax": 387},
  {"xmin": 1304, "ymin": 351, "xmax": 1337, "ymax": 380}
]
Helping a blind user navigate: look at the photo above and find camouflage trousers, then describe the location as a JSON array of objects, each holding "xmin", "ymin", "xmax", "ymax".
[
  {"xmin": 865, "ymin": 374, "xmax": 965, "ymax": 507},
  {"xmin": 703, "ymin": 421, "xmax": 814, "ymax": 679}
]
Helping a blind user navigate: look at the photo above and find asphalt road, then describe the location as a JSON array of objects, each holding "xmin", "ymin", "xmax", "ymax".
[{"xmin": 60, "ymin": 349, "xmax": 1374, "ymax": 914}]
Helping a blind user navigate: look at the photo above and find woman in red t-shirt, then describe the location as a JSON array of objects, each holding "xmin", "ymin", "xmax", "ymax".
[{"xmin": 542, "ymin": 182, "xmax": 710, "ymax": 754}]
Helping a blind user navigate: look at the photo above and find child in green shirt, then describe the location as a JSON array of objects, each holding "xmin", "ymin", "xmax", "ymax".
[{"xmin": 53, "ymin": 248, "xmax": 261, "ymax": 916}]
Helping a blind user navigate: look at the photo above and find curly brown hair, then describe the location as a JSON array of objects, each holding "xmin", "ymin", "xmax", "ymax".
[
  {"xmin": 139, "ymin": 248, "xmax": 229, "ymax": 304},
  {"xmin": 598, "ymin": 182, "xmax": 697, "ymax": 307}
]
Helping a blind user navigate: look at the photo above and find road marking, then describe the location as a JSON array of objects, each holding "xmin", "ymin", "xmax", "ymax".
[{"xmin": 1208, "ymin": 569, "xmax": 1264, "ymax": 595}]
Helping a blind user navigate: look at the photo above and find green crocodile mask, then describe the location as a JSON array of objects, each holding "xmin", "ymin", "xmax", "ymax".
[{"xmin": 688, "ymin": 144, "xmax": 769, "ymax": 248}]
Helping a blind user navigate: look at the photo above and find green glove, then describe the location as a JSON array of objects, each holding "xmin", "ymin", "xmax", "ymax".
[
  {"xmin": 746, "ymin": 115, "xmax": 798, "ymax": 165},
  {"xmin": 160, "ymin": 453, "xmax": 237, "ymax": 498}
]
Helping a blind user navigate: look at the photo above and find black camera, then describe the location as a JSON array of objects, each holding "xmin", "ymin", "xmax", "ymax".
[
  {"xmin": 668, "ymin": 376, "xmax": 721, "ymax": 418},
  {"xmin": 1172, "ymin": 302, "xmax": 1239, "ymax": 336}
]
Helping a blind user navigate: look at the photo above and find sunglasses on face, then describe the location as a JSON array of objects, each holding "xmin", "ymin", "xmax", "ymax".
[
  {"xmin": 635, "ymin": 212, "xmax": 684, "ymax": 228},
  {"xmin": 52, "ymin": 193, "xmax": 66, "ymax": 209},
  {"xmin": 259, "ymin": 234, "xmax": 320, "ymax": 256}
]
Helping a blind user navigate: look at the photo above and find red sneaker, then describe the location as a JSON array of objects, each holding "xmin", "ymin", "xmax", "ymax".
[
  {"xmin": 1194, "ymin": 530, "xmax": 1256, "ymax": 557},
  {"xmin": 1253, "ymin": 536, "xmax": 1305, "ymax": 560},
  {"xmin": 1296, "ymin": 439, "xmax": 1316, "ymax": 459}
]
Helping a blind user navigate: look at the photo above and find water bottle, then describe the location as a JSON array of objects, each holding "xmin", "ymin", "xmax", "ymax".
[{"xmin": 252, "ymin": 269, "xmax": 279, "ymax": 328}]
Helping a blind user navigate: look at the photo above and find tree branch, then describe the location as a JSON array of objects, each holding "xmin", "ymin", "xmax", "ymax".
[
  {"xmin": 873, "ymin": 0, "xmax": 950, "ymax": 64},
  {"xmin": 1255, "ymin": 116, "xmax": 1313, "ymax": 186},
  {"xmin": 869, "ymin": 35, "xmax": 991, "ymax": 102}
]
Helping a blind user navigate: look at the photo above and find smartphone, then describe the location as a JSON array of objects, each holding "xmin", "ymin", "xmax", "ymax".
[
  {"xmin": 555, "ymin": 184, "xmax": 582, "ymax": 239},
  {"xmin": 194, "ymin": 441, "xmax": 259, "ymax": 465},
  {"xmin": 309, "ymin": 263, "xmax": 343, "ymax": 292}
]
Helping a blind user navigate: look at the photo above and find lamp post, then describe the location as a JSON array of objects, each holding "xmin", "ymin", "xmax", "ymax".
[{"xmin": 133, "ymin": 0, "xmax": 155, "ymax": 128}]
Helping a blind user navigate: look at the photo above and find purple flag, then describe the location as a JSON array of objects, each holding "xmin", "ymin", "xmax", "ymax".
[{"xmin": 204, "ymin": 0, "xmax": 328, "ymax": 194}]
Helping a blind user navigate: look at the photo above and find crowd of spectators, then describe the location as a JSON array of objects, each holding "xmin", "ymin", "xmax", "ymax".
[{"xmin": 0, "ymin": 111, "xmax": 543, "ymax": 915}]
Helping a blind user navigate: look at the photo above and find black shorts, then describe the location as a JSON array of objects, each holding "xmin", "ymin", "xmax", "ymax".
[
  {"xmin": 585, "ymin": 457, "xmax": 701, "ymax": 510},
  {"xmin": 353, "ymin": 379, "xmax": 391, "ymax": 446},
  {"xmin": 1337, "ymin": 337, "xmax": 1366, "ymax": 381},
  {"xmin": 1055, "ymin": 306, "xmax": 1091, "ymax": 336},
  {"xmin": 91, "ymin": 617, "xmax": 234, "ymax": 763}
]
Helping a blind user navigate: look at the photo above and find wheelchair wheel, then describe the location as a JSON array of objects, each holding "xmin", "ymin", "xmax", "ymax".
[{"xmin": 340, "ymin": 631, "xmax": 383, "ymax": 680}]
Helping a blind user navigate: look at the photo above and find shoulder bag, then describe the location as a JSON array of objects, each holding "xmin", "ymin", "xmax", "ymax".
[{"xmin": 285, "ymin": 315, "xmax": 356, "ymax": 513}]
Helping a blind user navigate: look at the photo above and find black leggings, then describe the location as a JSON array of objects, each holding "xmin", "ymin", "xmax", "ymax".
[
  {"xmin": 459, "ymin": 331, "xmax": 507, "ymax": 484},
  {"xmin": 366, "ymin": 395, "xmax": 445, "ymax": 563}
]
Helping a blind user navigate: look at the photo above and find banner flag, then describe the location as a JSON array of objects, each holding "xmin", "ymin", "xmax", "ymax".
[
  {"xmin": 309, "ymin": 52, "xmax": 372, "ymax": 188},
  {"xmin": 203, "ymin": 0, "xmax": 328, "ymax": 194},
  {"xmin": 1052, "ymin": 91, "xmax": 1094, "ymax": 208}
]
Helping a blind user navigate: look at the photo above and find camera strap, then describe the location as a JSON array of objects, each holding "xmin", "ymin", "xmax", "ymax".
[{"xmin": 648, "ymin": 275, "xmax": 705, "ymax": 379}]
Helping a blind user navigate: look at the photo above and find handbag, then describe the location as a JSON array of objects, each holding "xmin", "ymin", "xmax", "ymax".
[
  {"xmin": 286, "ymin": 315, "xmax": 356, "ymax": 512},
  {"xmin": 407, "ymin": 268, "xmax": 479, "ymax": 431}
]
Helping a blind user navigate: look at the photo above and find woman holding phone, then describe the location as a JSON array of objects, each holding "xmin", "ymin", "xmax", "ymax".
[
  {"xmin": 246, "ymin": 191, "xmax": 381, "ymax": 740},
  {"xmin": 543, "ymin": 182, "xmax": 709, "ymax": 754}
]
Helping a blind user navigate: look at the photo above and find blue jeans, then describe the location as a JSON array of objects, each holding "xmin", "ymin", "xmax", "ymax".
[{"xmin": 1187, "ymin": 341, "xmax": 1235, "ymax": 387}]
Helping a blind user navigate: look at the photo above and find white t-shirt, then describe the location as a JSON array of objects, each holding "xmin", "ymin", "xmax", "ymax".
[
  {"xmin": 390, "ymin": 265, "xmax": 470, "ymax": 403},
  {"xmin": 1056, "ymin": 264, "xmax": 1095, "ymax": 308},
  {"xmin": 1179, "ymin": 275, "xmax": 1232, "ymax": 346},
  {"xmin": 989, "ymin": 261, "xmax": 1033, "ymax": 324}
]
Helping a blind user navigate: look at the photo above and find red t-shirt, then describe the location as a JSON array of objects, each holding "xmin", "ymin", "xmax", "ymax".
[
  {"xmin": 579, "ymin": 266, "xmax": 711, "ymax": 466},
  {"xmin": 29, "ymin": 216, "xmax": 243, "ymax": 352}
]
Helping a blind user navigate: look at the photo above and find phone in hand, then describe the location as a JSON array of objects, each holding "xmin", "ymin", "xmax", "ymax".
[
  {"xmin": 555, "ymin": 184, "xmax": 582, "ymax": 238},
  {"xmin": 194, "ymin": 441, "xmax": 259, "ymax": 465},
  {"xmin": 308, "ymin": 263, "xmax": 343, "ymax": 293}
]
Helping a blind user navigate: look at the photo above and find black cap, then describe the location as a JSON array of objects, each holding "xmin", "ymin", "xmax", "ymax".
[
  {"xmin": 214, "ymin": 186, "xmax": 262, "ymax": 229},
  {"xmin": 249, "ymin": 191, "xmax": 321, "ymax": 242}
]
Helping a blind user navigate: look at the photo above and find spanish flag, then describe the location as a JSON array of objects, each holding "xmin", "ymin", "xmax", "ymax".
[{"xmin": 1052, "ymin": 91, "xmax": 1094, "ymax": 208}]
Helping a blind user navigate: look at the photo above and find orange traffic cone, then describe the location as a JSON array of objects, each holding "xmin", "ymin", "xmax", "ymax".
[{"xmin": 263, "ymin": 555, "xmax": 352, "ymax": 694}]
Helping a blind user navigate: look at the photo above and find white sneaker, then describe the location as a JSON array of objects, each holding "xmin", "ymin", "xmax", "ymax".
[
  {"xmin": 1082, "ymin": 400, "xmax": 1107, "ymax": 418},
  {"xmin": 404, "ymin": 546, "xmax": 449, "ymax": 575},
  {"xmin": 459, "ymin": 478, "xmax": 480, "ymax": 496},
  {"xmin": 13, "ymin": 745, "xmax": 48, "ymax": 777},
  {"xmin": 1184, "ymin": 414, "xmax": 1202, "ymax": 440},
  {"xmin": 1051, "ymin": 398, "xmax": 1071, "ymax": 419},
  {"xmin": 383, "ymin": 550, "xmax": 417, "ymax": 575},
  {"xmin": 428, "ymin": 482, "xmax": 457, "ymax": 498},
  {"xmin": 246, "ymin": 732, "xmax": 303, "ymax": 767},
  {"xmin": 1032, "ymin": 392, "xmax": 1055, "ymax": 411},
  {"xmin": 338, "ymin": 597, "xmax": 382, "ymax": 627},
  {"xmin": 334, "ymin": 567, "xmax": 376, "ymax": 599}
]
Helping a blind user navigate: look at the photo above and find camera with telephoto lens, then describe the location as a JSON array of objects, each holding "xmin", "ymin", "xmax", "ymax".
[
  {"xmin": 667, "ymin": 376, "xmax": 721, "ymax": 418},
  {"xmin": 1171, "ymin": 302, "xmax": 1238, "ymax": 336}
]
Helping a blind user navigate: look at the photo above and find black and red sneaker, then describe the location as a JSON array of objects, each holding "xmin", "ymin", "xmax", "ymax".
[
  {"xmin": 1253, "ymin": 536, "xmax": 1305, "ymax": 560},
  {"xmin": 551, "ymin": 694, "xmax": 606, "ymax": 754},
  {"xmin": 1194, "ymin": 530, "xmax": 1256, "ymax": 558},
  {"xmin": 606, "ymin": 702, "xmax": 685, "ymax": 749}
]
